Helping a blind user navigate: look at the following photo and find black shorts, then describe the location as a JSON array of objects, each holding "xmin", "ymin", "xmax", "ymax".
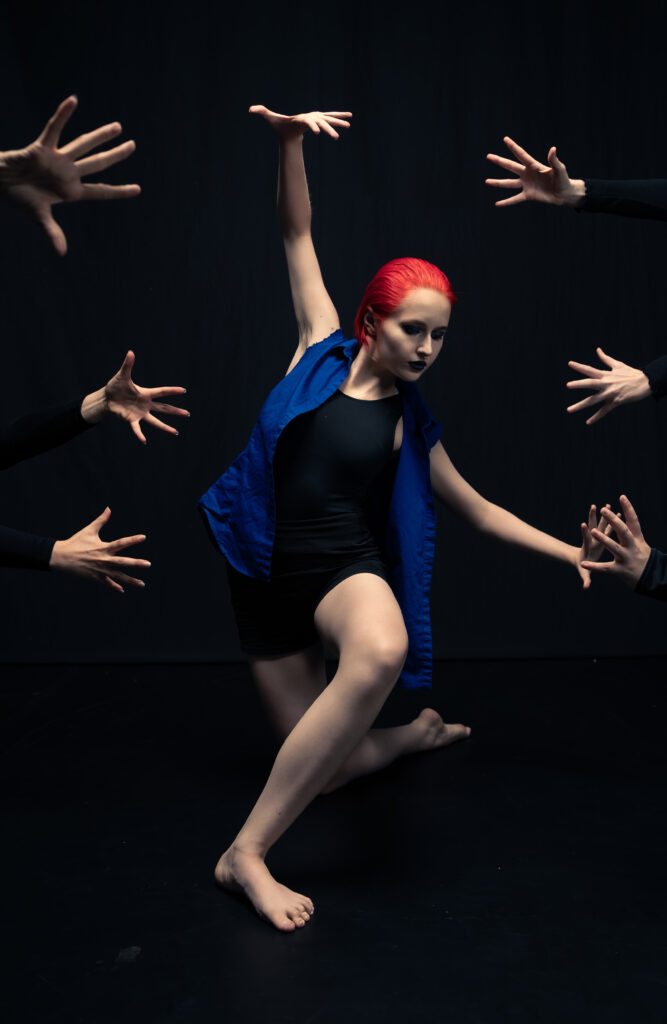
[{"xmin": 226, "ymin": 558, "xmax": 391, "ymax": 658}]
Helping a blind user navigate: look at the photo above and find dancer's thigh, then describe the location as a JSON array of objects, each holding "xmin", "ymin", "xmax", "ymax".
[
  {"xmin": 249, "ymin": 644, "xmax": 328, "ymax": 738},
  {"xmin": 314, "ymin": 573, "xmax": 408, "ymax": 681}
]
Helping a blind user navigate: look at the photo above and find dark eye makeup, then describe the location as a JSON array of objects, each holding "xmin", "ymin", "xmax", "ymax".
[{"xmin": 401, "ymin": 322, "xmax": 447, "ymax": 339}]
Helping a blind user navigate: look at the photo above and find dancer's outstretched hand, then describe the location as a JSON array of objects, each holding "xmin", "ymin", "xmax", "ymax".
[
  {"xmin": 581, "ymin": 495, "xmax": 652, "ymax": 588},
  {"xmin": 81, "ymin": 350, "xmax": 189, "ymax": 444},
  {"xmin": 49, "ymin": 507, "xmax": 150, "ymax": 593},
  {"xmin": 485, "ymin": 137, "xmax": 585, "ymax": 208},
  {"xmin": 566, "ymin": 348, "xmax": 652, "ymax": 425},
  {"xmin": 249, "ymin": 104, "xmax": 352, "ymax": 141},
  {"xmin": 0, "ymin": 95, "xmax": 140, "ymax": 255},
  {"xmin": 576, "ymin": 503, "xmax": 614, "ymax": 588}
]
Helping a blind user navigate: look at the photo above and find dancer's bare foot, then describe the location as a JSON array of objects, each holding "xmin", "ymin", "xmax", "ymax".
[
  {"xmin": 411, "ymin": 707, "xmax": 471, "ymax": 752},
  {"xmin": 322, "ymin": 708, "xmax": 471, "ymax": 793},
  {"xmin": 215, "ymin": 845, "xmax": 315, "ymax": 932}
]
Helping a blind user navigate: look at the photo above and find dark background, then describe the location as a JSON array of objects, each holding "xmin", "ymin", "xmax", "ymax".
[{"xmin": 1, "ymin": 0, "xmax": 666, "ymax": 663}]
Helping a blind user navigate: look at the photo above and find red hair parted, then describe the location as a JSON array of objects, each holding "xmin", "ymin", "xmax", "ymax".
[{"xmin": 354, "ymin": 257, "xmax": 457, "ymax": 347}]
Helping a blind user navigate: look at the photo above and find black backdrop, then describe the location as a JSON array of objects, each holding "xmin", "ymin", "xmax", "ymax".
[{"xmin": 1, "ymin": 0, "xmax": 666, "ymax": 662}]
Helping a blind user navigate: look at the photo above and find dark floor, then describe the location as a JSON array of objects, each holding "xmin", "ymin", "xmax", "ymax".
[{"xmin": 1, "ymin": 658, "xmax": 666, "ymax": 1024}]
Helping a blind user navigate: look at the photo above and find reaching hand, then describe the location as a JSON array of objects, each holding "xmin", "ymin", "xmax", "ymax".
[
  {"xmin": 81, "ymin": 350, "xmax": 189, "ymax": 443},
  {"xmin": 566, "ymin": 348, "xmax": 651, "ymax": 425},
  {"xmin": 49, "ymin": 507, "xmax": 150, "ymax": 593},
  {"xmin": 485, "ymin": 137, "xmax": 585, "ymax": 208},
  {"xmin": 249, "ymin": 105, "xmax": 352, "ymax": 141},
  {"xmin": 581, "ymin": 496, "xmax": 652, "ymax": 588},
  {"xmin": 576, "ymin": 503, "xmax": 614, "ymax": 588},
  {"xmin": 0, "ymin": 95, "xmax": 140, "ymax": 255}
]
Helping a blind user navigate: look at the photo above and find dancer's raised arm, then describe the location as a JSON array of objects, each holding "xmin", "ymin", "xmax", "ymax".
[
  {"xmin": 429, "ymin": 441, "xmax": 607, "ymax": 588},
  {"xmin": 250, "ymin": 105, "xmax": 351, "ymax": 366}
]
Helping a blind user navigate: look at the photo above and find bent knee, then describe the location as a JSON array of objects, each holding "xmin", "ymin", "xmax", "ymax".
[{"xmin": 349, "ymin": 627, "xmax": 409, "ymax": 683}]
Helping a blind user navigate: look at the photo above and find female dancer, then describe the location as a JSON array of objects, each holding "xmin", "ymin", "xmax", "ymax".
[{"xmin": 199, "ymin": 106, "xmax": 606, "ymax": 932}]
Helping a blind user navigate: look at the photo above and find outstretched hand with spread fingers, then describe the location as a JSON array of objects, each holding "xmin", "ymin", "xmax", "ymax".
[
  {"xmin": 566, "ymin": 348, "xmax": 652, "ymax": 425},
  {"xmin": 581, "ymin": 495, "xmax": 652, "ymax": 588},
  {"xmin": 0, "ymin": 95, "xmax": 140, "ymax": 255},
  {"xmin": 49, "ymin": 507, "xmax": 150, "ymax": 593},
  {"xmin": 249, "ymin": 104, "xmax": 352, "ymax": 141},
  {"xmin": 576, "ymin": 503, "xmax": 614, "ymax": 588},
  {"xmin": 485, "ymin": 137, "xmax": 584, "ymax": 208},
  {"xmin": 81, "ymin": 350, "xmax": 189, "ymax": 444}
]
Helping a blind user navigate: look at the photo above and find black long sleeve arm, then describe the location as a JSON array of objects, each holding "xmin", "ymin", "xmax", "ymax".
[
  {"xmin": 0, "ymin": 524, "xmax": 55, "ymax": 570},
  {"xmin": 636, "ymin": 548, "xmax": 667, "ymax": 602},
  {"xmin": 0, "ymin": 398, "xmax": 93, "ymax": 570},
  {"xmin": 581, "ymin": 179, "xmax": 667, "ymax": 221},
  {"xmin": 0, "ymin": 400, "xmax": 92, "ymax": 470},
  {"xmin": 642, "ymin": 354, "xmax": 667, "ymax": 399}
]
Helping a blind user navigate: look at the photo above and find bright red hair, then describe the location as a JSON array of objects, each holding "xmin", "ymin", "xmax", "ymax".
[{"xmin": 354, "ymin": 257, "xmax": 457, "ymax": 347}]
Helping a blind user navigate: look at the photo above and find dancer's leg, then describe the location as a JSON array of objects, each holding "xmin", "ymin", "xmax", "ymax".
[
  {"xmin": 216, "ymin": 574, "xmax": 408, "ymax": 930},
  {"xmin": 252, "ymin": 647, "xmax": 470, "ymax": 796}
]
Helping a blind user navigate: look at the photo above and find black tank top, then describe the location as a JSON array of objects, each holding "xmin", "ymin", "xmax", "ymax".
[{"xmin": 271, "ymin": 389, "xmax": 403, "ymax": 572}]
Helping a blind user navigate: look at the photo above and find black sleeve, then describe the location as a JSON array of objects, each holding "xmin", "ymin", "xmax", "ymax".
[
  {"xmin": 0, "ymin": 523, "xmax": 55, "ymax": 570},
  {"xmin": 0, "ymin": 400, "xmax": 93, "ymax": 471},
  {"xmin": 635, "ymin": 548, "xmax": 667, "ymax": 602},
  {"xmin": 642, "ymin": 354, "xmax": 667, "ymax": 400},
  {"xmin": 580, "ymin": 179, "xmax": 667, "ymax": 221}
]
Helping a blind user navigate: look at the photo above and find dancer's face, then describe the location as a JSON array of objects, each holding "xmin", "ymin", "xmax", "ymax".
[{"xmin": 365, "ymin": 288, "xmax": 451, "ymax": 380}]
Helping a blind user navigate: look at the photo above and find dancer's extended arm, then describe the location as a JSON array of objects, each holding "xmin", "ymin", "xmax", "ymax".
[
  {"xmin": 429, "ymin": 441, "xmax": 606, "ymax": 588},
  {"xmin": 250, "ymin": 105, "xmax": 351, "ymax": 368},
  {"xmin": 485, "ymin": 137, "xmax": 667, "ymax": 220},
  {"xmin": 0, "ymin": 96, "xmax": 140, "ymax": 255}
]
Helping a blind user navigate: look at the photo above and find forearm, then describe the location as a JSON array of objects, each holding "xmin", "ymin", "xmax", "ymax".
[
  {"xmin": 643, "ymin": 354, "xmax": 667, "ymax": 399},
  {"xmin": 278, "ymin": 137, "xmax": 312, "ymax": 239},
  {"xmin": 477, "ymin": 501, "xmax": 577, "ymax": 566},
  {"xmin": 635, "ymin": 548, "xmax": 667, "ymax": 601},
  {"xmin": 0, "ymin": 401, "xmax": 93, "ymax": 470},
  {"xmin": 0, "ymin": 523, "xmax": 55, "ymax": 570},
  {"xmin": 581, "ymin": 179, "xmax": 667, "ymax": 221}
]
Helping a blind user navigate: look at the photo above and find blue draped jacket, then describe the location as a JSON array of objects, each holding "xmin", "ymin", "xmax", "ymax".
[{"xmin": 199, "ymin": 329, "xmax": 441, "ymax": 689}]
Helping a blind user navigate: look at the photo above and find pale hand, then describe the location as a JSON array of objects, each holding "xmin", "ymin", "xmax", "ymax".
[
  {"xmin": 581, "ymin": 495, "xmax": 652, "ymax": 588},
  {"xmin": 249, "ymin": 104, "xmax": 352, "ymax": 141},
  {"xmin": 485, "ymin": 137, "xmax": 585, "ymax": 208},
  {"xmin": 0, "ymin": 95, "xmax": 140, "ymax": 255},
  {"xmin": 49, "ymin": 507, "xmax": 150, "ymax": 593},
  {"xmin": 577, "ymin": 504, "xmax": 614, "ymax": 589},
  {"xmin": 566, "ymin": 348, "xmax": 651, "ymax": 425},
  {"xmin": 81, "ymin": 350, "xmax": 189, "ymax": 444}
]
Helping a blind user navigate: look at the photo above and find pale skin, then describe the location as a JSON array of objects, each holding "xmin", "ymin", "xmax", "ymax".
[
  {"xmin": 215, "ymin": 106, "xmax": 608, "ymax": 933},
  {"xmin": 49, "ymin": 350, "xmax": 188, "ymax": 591},
  {"xmin": 582, "ymin": 494, "xmax": 652, "ymax": 587},
  {"xmin": 0, "ymin": 95, "xmax": 140, "ymax": 255},
  {"xmin": 486, "ymin": 138, "xmax": 654, "ymax": 423}
]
